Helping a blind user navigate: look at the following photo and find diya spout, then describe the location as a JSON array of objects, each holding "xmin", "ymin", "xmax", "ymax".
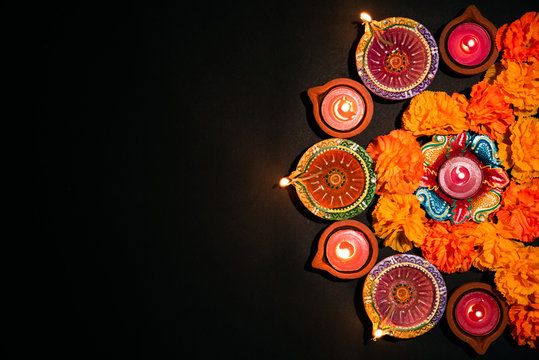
[
  {"xmin": 359, "ymin": 12, "xmax": 393, "ymax": 47},
  {"xmin": 279, "ymin": 171, "xmax": 323, "ymax": 187}
]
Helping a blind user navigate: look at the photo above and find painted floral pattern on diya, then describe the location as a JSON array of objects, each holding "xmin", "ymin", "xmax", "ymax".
[
  {"xmin": 363, "ymin": 254, "xmax": 447, "ymax": 339},
  {"xmin": 416, "ymin": 132, "xmax": 510, "ymax": 224},
  {"xmin": 356, "ymin": 17, "xmax": 438, "ymax": 100},
  {"xmin": 286, "ymin": 138, "xmax": 376, "ymax": 220}
]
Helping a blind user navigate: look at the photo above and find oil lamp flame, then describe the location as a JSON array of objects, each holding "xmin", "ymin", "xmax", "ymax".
[
  {"xmin": 279, "ymin": 177, "xmax": 291, "ymax": 187},
  {"xmin": 360, "ymin": 12, "xmax": 372, "ymax": 23},
  {"xmin": 373, "ymin": 329, "xmax": 384, "ymax": 340}
]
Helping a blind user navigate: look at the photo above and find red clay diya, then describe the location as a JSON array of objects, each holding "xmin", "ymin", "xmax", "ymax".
[
  {"xmin": 280, "ymin": 138, "xmax": 377, "ymax": 220},
  {"xmin": 439, "ymin": 5, "xmax": 499, "ymax": 75},
  {"xmin": 307, "ymin": 78, "xmax": 373, "ymax": 138},
  {"xmin": 446, "ymin": 282, "xmax": 508, "ymax": 355},
  {"xmin": 312, "ymin": 220, "xmax": 378, "ymax": 279}
]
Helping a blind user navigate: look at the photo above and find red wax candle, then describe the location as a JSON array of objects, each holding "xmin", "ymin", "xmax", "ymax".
[
  {"xmin": 455, "ymin": 291, "xmax": 500, "ymax": 336},
  {"xmin": 321, "ymin": 86, "xmax": 365, "ymax": 132},
  {"xmin": 325, "ymin": 229, "xmax": 369, "ymax": 272},
  {"xmin": 447, "ymin": 23, "xmax": 491, "ymax": 66},
  {"xmin": 438, "ymin": 156, "xmax": 483, "ymax": 199}
]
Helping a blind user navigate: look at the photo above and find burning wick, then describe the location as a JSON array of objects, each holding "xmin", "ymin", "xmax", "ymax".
[
  {"xmin": 373, "ymin": 329, "xmax": 384, "ymax": 340},
  {"xmin": 359, "ymin": 12, "xmax": 393, "ymax": 47},
  {"xmin": 279, "ymin": 171, "xmax": 323, "ymax": 187}
]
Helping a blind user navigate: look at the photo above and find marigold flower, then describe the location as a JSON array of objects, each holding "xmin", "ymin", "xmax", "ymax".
[
  {"xmin": 497, "ymin": 116, "xmax": 539, "ymax": 183},
  {"xmin": 366, "ymin": 130, "xmax": 424, "ymax": 195},
  {"xmin": 372, "ymin": 194, "xmax": 427, "ymax": 252},
  {"xmin": 496, "ymin": 12, "xmax": 539, "ymax": 62},
  {"xmin": 467, "ymin": 81, "xmax": 515, "ymax": 141},
  {"xmin": 508, "ymin": 303, "xmax": 539, "ymax": 349},
  {"xmin": 496, "ymin": 179, "xmax": 539, "ymax": 242},
  {"xmin": 402, "ymin": 91, "xmax": 469, "ymax": 136},
  {"xmin": 494, "ymin": 59, "xmax": 539, "ymax": 117},
  {"xmin": 495, "ymin": 246, "xmax": 539, "ymax": 306},
  {"xmin": 420, "ymin": 220, "xmax": 479, "ymax": 274},
  {"xmin": 472, "ymin": 221, "xmax": 524, "ymax": 271}
]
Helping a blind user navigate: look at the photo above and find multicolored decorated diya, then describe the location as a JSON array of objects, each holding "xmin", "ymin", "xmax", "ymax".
[
  {"xmin": 363, "ymin": 254, "xmax": 447, "ymax": 339},
  {"xmin": 356, "ymin": 15, "xmax": 438, "ymax": 100},
  {"xmin": 415, "ymin": 132, "xmax": 510, "ymax": 224},
  {"xmin": 312, "ymin": 220, "xmax": 378, "ymax": 279},
  {"xmin": 281, "ymin": 138, "xmax": 376, "ymax": 220}
]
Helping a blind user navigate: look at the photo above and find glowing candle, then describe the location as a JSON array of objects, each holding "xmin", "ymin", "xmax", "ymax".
[
  {"xmin": 447, "ymin": 23, "xmax": 491, "ymax": 66},
  {"xmin": 321, "ymin": 86, "xmax": 366, "ymax": 132},
  {"xmin": 438, "ymin": 156, "xmax": 483, "ymax": 199},
  {"xmin": 455, "ymin": 291, "xmax": 500, "ymax": 336},
  {"xmin": 325, "ymin": 229, "xmax": 369, "ymax": 272}
]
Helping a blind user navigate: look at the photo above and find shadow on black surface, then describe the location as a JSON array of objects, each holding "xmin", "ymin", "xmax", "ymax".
[{"xmin": 300, "ymin": 90, "xmax": 329, "ymax": 140}]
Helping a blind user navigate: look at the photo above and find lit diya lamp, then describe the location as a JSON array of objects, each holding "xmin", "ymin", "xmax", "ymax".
[
  {"xmin": 363, "ymin": 254, "xmax": 447, "ymax": 339},
  {"xmin": 439, "ymin": 5, "xmax": 498, "ymax": 75},
  {"xmin": 446, "ymin": 282, "xmax": 508, "ymax": 354},
  {"xmin": 307, "ymin": 78, "xmax": 373, "ymax": 138},
  {"xmin": 416, "ymin": 132, "xmax": 509, "ymax": 224},
  {"xmin": 312, "ymin": 220, "xmax": 378, "ymax": 279},
  {"xmin": 356, "ymin": 12, "xmax": 438, "ymax": 100},
  {"xmin": 280, "ymin": 138, "xmax": 376, "ymax": 220}
]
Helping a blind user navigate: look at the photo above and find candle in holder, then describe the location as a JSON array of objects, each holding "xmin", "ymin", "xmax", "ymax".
[
  {"xmin": 438, "ymin": 156, "xmax": 483, "ymax": 199},
  {"xmin": 312, "ymin": 220, "xmax": 378, "ymax": 279},
  {"xmin": 455, "ymin": 290, "xmax": 500, "ymax": 336},
  {"xmin": 308, "ymin": 78, "xmax": 373, "ymax": 138},
  {"xmin": 439, "ymin": 5, "xmax": 498, "ymax": 75},
  {"xmin": 446, "ymin": 282, "xmax": 508, "ymax": 355},
  {"xmin": 447, "ymin": 23, "xmax": 491, "ymax": 66}
]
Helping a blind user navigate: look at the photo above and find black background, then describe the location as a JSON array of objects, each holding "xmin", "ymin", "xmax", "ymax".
[{"xmin": 31, "ymin": 0, "xmax": 538, "ymax": 358}]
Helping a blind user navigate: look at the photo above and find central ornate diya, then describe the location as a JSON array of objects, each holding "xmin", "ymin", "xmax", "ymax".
[
  {"xmin": 281, "ymin": 138, "xmax": 376, "ymax": 220},
  {"xmin": 363, "ymin": 254, "xmax": 447, "ymax": 339},
  {"xmin": 416, "ymin": 132, "xmax": 510, "ymax": 224},
  {"xmin": 356, "ymin": 15, "xmax": 439, "ymax": 100}
]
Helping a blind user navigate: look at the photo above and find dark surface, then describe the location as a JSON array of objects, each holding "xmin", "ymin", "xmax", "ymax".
[{"xmin": 32, "ymin": 1, "xmax": 538, "ymax": 358}]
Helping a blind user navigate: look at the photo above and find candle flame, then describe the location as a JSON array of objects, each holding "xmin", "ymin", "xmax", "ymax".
[
  {"xmin": 279, "ymin": 177, "xmax": 291, "ymax": 187},
  {"xmin": 475, "ymin": 310, "xmax": 483, "ymax": 318},
  {"xmin": 360, "ymin": 12, "xmax": 372, "ymax": 23},
  {"xmin": 373, "ymin": 329, "xmax": 384, "ymax": 339}
]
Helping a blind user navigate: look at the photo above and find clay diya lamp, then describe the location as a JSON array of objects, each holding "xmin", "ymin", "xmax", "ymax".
[
  {"xmin": 363, "ymin": 254, "xmax": 447, "ymax": 339},
  {"xmin": 446, "ymin": 282, "xmax": 508, "ymax": 354},
  {"xmin": 439, "ymin": 5, "xmax": 499, "ymax": 75},
  {"xmin": 416, "ymin": 132, "xmax": 510, "ymax": 224},
  {"xmin": 307, "ymin": 78, "xmax": 373, "ymax": 138},
  {"xmin": 279, "ymin": 138, "xmax": 376, "ymax": 220},
  {"xmin": 356, "ymin": 12, "xmax": 439, "ymax": 100},
  {"xmin": 312, "ymin": 220, "xmax": 378, "ymax": 279}
]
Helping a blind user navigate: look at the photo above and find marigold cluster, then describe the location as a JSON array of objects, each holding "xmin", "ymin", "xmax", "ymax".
[
  {"xmin": 496, "ymin": 12, "xmax": 539, "ymax": 62},
  {"xmin": 495, "ymin": 246, "xmax": 539, "ymax": 306},
  {"xmin": 366, "ymin": 130, "xmax": 424, "ymax": 195},
  {"xmin": 509, "ymin": 304, "xmax": 539, "ymax": 348}
]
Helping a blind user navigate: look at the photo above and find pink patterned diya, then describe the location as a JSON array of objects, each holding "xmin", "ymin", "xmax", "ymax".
[
  {"xmin": 415, "ymin": 132, "xmax": 509, "ymax": 224},
  {"xmin": 312, "ymin": 220, "xmax": 378, "ymax": 279},
  {"xmin": 363, "ymin": 254, "xmax": 447, "ymax": 339},
  {"xmin": 446, "ymin": 282, "xmax": 508, "ymax": 354}
]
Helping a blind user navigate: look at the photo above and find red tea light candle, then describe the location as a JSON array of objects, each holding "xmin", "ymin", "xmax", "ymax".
[
  {"xmin": 446, "ymin": 282, "xmax": 508, "ymax": 355},
  {"xmin": 325, "ymin": 229, "xmax": 369, "ymax": 272},
  {"xmin": 447, "ymin": 23, "xmax": 491, "ymax": 66},
  {"xmin": 312, "ymin": 220, "xmax": 378, "ymax": 280},
  {"xmin": 439, "ymin": 5, "xmax": 498, "ymax": 75},
  {"xmin": 308, "ymin": 78, "xmax": 373, "ymax": 138},
  {"xmin": 455, "ymin": 291, "xmax": 500, "ymax": 336},
  {"xmin": 438, "ymin": 156, "xmax": 483, "ymax": 199}
]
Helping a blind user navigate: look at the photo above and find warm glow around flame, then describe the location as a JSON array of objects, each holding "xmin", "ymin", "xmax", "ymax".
[
  {"xmin": 279, "ymin": 177, "xmax": 291, "ymax": 187},
  {"xmin": 360, "ymin": 12, "xmax": 372, "ymax": 23},
  {"xmin": 374, "ymin": 329, "xmax": 384, "ymax": 338},
  {"xmin": 336, "ymin": 241, "xmax": 355, "ymax": 259}
]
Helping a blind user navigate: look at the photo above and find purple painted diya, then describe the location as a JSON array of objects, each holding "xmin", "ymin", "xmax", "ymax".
[
  {"xmin": 363, "ymin": 254, "xmax": 447, "ymax": 339},
  {"xmin": 356, "ymin": 14, "xmax": 438, "ymax": 100},
  {"xmin": 416, "ymin": 132, "xmax": 510, "ymax": 224}
]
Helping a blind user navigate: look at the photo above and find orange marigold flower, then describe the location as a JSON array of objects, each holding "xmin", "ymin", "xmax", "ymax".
[
  {"xmin": 496, "ymin": 179, "xmax": 539, "ymax": 242},
  {"xmin": 472, "ymin": 221, "xmax": 524, "ymax": 271},
  {"xmin": 495, "ymin": 246, "xmax": 539, "ymax": 306},
  {"xmin": 508, "ymin": 303, "xmax": 539, "ymax": 349},
  {"xmin": 497, "ymin": 116, "xmax": 539, "ymax": 183},
  {"xmin": 366, "ymin": 130, "xmax": 424, "ymax": 195},
  {"xmin": 496, "ymin": 12, "xmax": 539, "ymax": 62},
  {"xmin": 467, "ymin": 81, "xmax": 515, "ymax": 141},
  {"xmin": 372, "ymin": 194, "xmax": 427, "ymax": 252},
  {"xmin": 494, "ymin": 59, "xmax": 539, "ymax": 117},
  {"xmin": 420, "ymin": 220, "xmax": 479, "ymax": 274},
  {"xmin": 402, "ymin": 91, "xmax": 469, "ymax": 136}
]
